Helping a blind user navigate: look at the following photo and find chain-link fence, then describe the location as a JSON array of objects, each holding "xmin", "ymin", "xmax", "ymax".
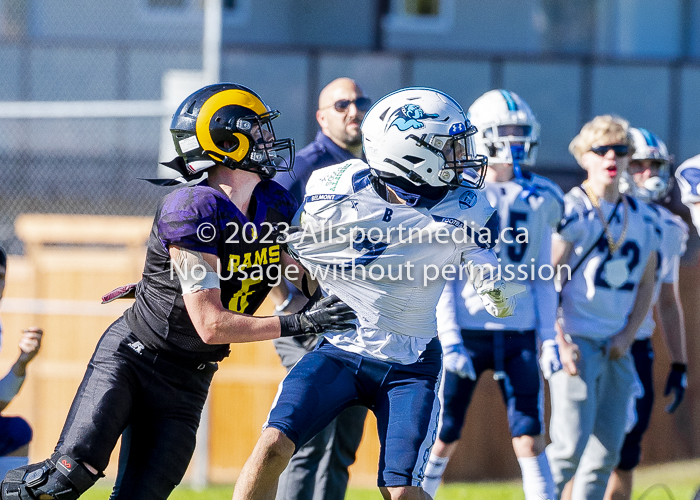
[
  {"xmin": 0, "ymin": 116, "xmax": 169, "ymax": 254},
  {"xmin": 0, "ymin": 0, "xmax": 204, "ymax": 254}
]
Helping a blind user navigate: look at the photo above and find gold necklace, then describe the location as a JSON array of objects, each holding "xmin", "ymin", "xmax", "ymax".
[{"xmin": 583, "ymin": 182, "xmax": 628, "ymax": 254}]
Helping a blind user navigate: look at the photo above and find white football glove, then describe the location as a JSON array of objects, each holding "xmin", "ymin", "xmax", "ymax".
[
  {"xmin": 443, "ymin": 343, "xmax": 476, "ymax": 380},
  {"xmin": 539, "ymin": 339, "xmax": 563, "ymax": 380},
  {"xmin": 477, "ymin": 280, "xmax": 524, "ymax": 318}
]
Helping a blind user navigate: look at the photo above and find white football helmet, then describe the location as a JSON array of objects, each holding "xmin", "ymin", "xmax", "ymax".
[
  {"xmin": 361, "ymin": 87, "xmax": 487, "ymax": 189},
  {"xmin": 620, "ymin": 127, "xmax": 672, "ymax": 201},
  {"xmin": 468, "ymin": 89, "xmax": 540, "ymax": 168}
]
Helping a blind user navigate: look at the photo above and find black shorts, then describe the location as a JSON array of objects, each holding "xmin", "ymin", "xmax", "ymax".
[{"xmin": 55, "ymin": 316, "xmax": 217, "ymax": 500}]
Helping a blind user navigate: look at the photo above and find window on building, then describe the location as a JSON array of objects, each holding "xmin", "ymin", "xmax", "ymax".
[
  {"xmin": 147, "ymin": 0, "xmax": 186, "ymax": 7},
  {"xmin": 404, "ymin": 0, "xmax": 439, "ymax": 16},
  {"xmin": 384, "ymin": 0, "xmax": 453, "ymax": 32},
  {"xmin": 1, "ymin": 0, "xmax": 28, "ymax": 40},
  {"xmin": 539, "ymin": 0, "xmax": 595, "ymax": 54},
  {"xmin": 223, "ymin": 0, "xmax": 236, "ymax": 9}
]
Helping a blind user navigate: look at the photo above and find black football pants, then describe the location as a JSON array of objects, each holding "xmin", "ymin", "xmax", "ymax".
[{"xmin": 55, "ymin": 317, "xmax": 216, "ymax": 500}]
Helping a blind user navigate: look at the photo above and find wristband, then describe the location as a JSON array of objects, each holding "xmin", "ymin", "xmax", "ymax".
[
  {"xmin": 279, "ymin": 314, "xmax": 302, "ymax": 337},
  {"xmin": 671, "ymin": 363, "xmax": 687, "ymax": 373},
  {"xmin": 274, "ymin": 291, "xmax": 295, "ymax": 313}
]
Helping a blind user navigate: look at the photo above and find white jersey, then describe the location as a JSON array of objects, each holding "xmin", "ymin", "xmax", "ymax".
[
  {"xmin": 555, "ymin": 187, "xmax": 660, "ymax": 340},
  {"xmin": 437, "ymin": 172, "xmax": 563, "ymax": 345},
  {"xmin": 636, "ymin": 204, "xmax": 688, "ymax": 340},
  {"xmin": 675, "ymin": 154, "xmax": 700, "ymax": 233},
  {"xmin": 288, "ymin": 159, "xmax": 500, "ymax": 364}
]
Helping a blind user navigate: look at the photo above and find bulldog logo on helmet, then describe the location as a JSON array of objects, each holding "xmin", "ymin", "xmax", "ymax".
[{"xmin": 389, "ymin": 104, "xmax": 439, "ymax": 131}]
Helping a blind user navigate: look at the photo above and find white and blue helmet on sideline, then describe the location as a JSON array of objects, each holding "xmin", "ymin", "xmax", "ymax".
[
  {"xmin": 468, "ymin": 89, "xmax": 540, "ymax": 168},
  {"xmin": 361, "ymin": 87, "xmax": 487, "ymax": 189},
  {"xmin": 620, "ymin": 127, "xmax": 673, "ymax": 201}
]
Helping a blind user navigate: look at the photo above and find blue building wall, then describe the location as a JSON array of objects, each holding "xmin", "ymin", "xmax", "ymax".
[{"xmin": 1, "ymin": 0, "xmax": 700, "ymax": 253}]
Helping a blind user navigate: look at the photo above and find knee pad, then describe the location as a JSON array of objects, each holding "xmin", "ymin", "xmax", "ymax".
[{"xmin": 1, "ymin": 452, "xmax": 99, "ymax": 500}]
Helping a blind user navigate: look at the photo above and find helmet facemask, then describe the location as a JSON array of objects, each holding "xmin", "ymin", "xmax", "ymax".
[
  {"xmin": 468, "ymin": 90, "xmax": 540, "ymax": 178},
  {"xmin": 406, "ymin": 125, "xmax": 487, "ymax": 189},
  {"xmin": 205, "ymin": 109, "xmax": 295, "ymax": 179},
  {"xmin": 621, "ymin": 158, "xmax": 672, "ymax": 202},
  {"xmin": 619, "ymin": 127, "xmax": 673, "ymax": 201}
]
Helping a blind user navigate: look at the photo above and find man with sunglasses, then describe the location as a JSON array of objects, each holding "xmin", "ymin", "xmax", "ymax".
[
  {"xmin": 272, "ymin": 77, "xmax": 370, "ymax": 500},
  {"xmin": 278, "ymin": 77, "xmax": 370, "ymax": 203},
  {"xmin": 547, "ymin": 115, "xmax": 659, "ymax": 500}
]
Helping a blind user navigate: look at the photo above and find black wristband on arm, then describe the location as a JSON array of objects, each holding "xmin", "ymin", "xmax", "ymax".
[
  {"xmin": 671, "ymin": 363, "xmax": 687, "ymax": 373},
  {"xmin": 278, "ymin": 288, "xmax": 322, "ymax": 337},
  {"xmin": 279, "ymin": 314, "xmax": 303, "ymax": 337}
]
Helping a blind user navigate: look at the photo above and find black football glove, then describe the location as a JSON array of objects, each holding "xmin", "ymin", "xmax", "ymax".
[
  {"xmin": 664, "ymin": 363, "xmax": 687, "ymax": 413},
  {"xmin": 279, "ymin": 295, "xmax": 356, "ymax": 337},
  {"xmin": 273, "ymin": 224, "xmax": 303, "ymax": 253}
]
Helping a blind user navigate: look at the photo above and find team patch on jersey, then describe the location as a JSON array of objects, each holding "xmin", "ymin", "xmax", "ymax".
[
  {"xmin": 458, "ymin": 190, "xmax": 477, "ymax": 209},
  {"xmin": 319, "ymin": 162, "xmax": 354, "ymax": 192},
  {"xmin": 304, "ymin": 193, "xmax": 348, "ymax": 203}
]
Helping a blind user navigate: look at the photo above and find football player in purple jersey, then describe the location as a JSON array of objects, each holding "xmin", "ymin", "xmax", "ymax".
[{"xmin": 0, "ymin": 84, "xmax": 354, "ymax": 500}]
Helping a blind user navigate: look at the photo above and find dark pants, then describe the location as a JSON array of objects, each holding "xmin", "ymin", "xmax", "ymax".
[
  {"xmin": 617, "ymin": 339, "xmax": 654, "ymax": 471},
  {"xmin": 56, "ymin": 317, "xmax": 216, "ymax": 500},
  {"xmin": 439, "ymin": 330, "xmax": 542, "ymax": 443},
  {"xmin": 269, "ymin": 338, "xmax": 441, "ymax": 488},
  {"xmin": 273, "ymin": 336, "xmax": 367, "ymax": 500}
]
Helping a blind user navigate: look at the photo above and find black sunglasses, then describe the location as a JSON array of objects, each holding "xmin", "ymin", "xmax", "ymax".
[
  {"xmin": 590, "ymin": 144, "xmax": 629, "ymax": 157},
  {"xmin": 325, "ymin": 97, "xmax": 372, "ymax": 113}
]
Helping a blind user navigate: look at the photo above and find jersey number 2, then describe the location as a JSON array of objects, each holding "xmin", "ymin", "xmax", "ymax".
[{"xmin": 593, "ymin": 239, "xmax": 640, "ymax": 291}]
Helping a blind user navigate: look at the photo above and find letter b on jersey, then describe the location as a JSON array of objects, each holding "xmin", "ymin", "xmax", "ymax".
[{"xmin": 382, "ymin": 208, "xmax": 393, "ymax": 222}]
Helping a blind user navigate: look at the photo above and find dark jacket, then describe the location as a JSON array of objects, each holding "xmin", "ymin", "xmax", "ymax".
[{"xmin": 277, "ymin": 131, "xmax": 359, "ymax": 204}]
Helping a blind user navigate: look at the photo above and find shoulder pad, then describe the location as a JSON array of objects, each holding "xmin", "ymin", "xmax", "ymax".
[
  {"xmin": 657, "ymin": 205, "xmax": 689, "ymax": 234},
  {"xmin": 675, "ymin": 157, "xmax": 700, "ymax": 202},
  {"xmin": 158, "ymin": 185, "xmax": 227, "ymax": 252},
  {"xmin": 305, "ymin": 159, "xmax": 368, "ymax": 197},
  {"xmin": 433, "ymin": 187, "xmax": 497, "ymax": 235},
  {"xmin": 526, "ymin": 172, "xmax": 566, "ymax": 199}
]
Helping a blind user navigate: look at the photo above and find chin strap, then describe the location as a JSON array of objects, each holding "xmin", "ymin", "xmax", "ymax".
[
  {"xmin": 141, "ymin": 155, "xmax": 276, "ymax": 187},
  {"xmin": 141, "ymin": 156, "xmax": 208, "ymax": 186},
  {"xmin": 383, "ymin": 181, "xmax": 422, "ymax": 207}
]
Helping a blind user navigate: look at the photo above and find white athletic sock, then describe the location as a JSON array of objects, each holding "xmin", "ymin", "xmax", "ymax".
[
  {"xmin": 0, "ymin": 456, "xmax": 28, "ymax": 480},
  {"xmin": 422, "ymin": 454, "xmax": 449, "ymax": 498},
  {"xmin": 518, "ymin": 452, "xmax": 556, "ymax": 500}
]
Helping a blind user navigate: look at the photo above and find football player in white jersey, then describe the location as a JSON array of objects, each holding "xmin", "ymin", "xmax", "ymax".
[
  {"xmin": 599, "ymin": 128, "xmax": 689, "ymax": 500},
  {"xmin": 675, "ymin": 153, "xmax": 700, "ymax": 234},
  {"xmin": 231, "ymin": 87, "xmax": 522, "ymax": 500},
  {"xmin": 422, "ymin": 90, "xmax": 560, "ymax": 500},
  {"xmin": 547, "ymin": 115, "xmax": 659, "ymax": 500}
]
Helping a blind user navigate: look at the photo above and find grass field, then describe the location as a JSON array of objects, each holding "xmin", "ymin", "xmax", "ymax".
[{"xmin": 80, "ymin": 459, "xmax": 699, "ymax": 499}]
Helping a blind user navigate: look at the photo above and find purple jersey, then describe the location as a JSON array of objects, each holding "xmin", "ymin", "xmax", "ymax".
[{"xmin": 124, "ymin": 179, "xmax": 297, "ymax": 362}]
